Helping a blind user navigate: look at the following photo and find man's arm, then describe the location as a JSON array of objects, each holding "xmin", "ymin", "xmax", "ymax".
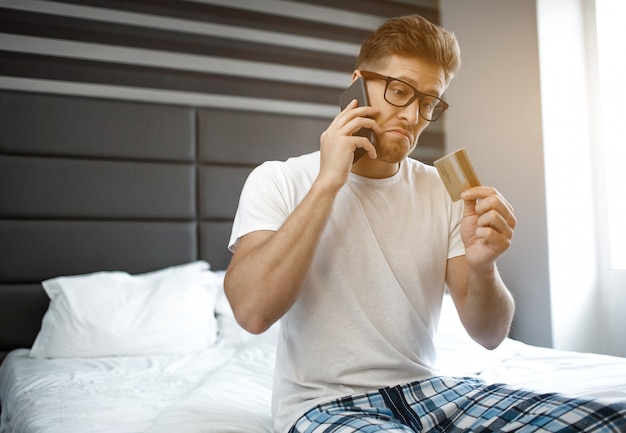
[
  {"xmin": 224, "ymin": 100, "xmax": 378, "ymax": 334},
  {"xmin": 224, "ymin": 180, "xmax": 340, "ymax": 334},
  {"xmin": 445, "ymin": 186, "xmax": 517, "ymax": 350}
]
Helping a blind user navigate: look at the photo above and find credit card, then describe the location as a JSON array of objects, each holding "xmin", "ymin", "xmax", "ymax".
[{"xmin": 434, "ymin": 148, "xmax": 481, "ymax": 201}]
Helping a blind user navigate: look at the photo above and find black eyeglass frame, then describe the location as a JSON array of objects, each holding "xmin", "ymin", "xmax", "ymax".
[{"xmin": 359, "ymin": 70, "xmax": 449, "ymax": 122}]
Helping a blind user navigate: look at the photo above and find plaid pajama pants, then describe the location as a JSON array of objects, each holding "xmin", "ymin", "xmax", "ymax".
[{"xmin": 290, "ymin": 377, "xmax": 626, "ymax": 433}]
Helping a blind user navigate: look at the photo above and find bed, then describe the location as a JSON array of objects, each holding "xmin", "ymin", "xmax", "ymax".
[
  {"xmin": 1, "ymin": 90, "xmax": 626, "ymax": 433},
  {"xmin": 0, "ymin": 263, "xmax": 281, "ymax": 433},
  {"xmin": 2, "ymin": 278, "xmax": 626, "ymax": 433}
]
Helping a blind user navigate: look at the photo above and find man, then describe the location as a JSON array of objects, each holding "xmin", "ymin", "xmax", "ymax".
[{"xmin": 225, "ymin": 15, "xmax": 626, "ymax": 433}]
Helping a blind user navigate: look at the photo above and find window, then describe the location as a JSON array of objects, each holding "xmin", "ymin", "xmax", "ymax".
[
  {"xmin": 595, "ymin": 0, "xmax": 626, "ymax": 270},
  {"xmin": 538, "ymin": 0, "xmax": 626, "ymax": 356}
]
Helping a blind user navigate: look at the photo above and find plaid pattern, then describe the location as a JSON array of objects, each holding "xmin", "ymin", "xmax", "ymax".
[{"xmin": 290, "ymin": 376, "xmax": 626, "ymax": 433}]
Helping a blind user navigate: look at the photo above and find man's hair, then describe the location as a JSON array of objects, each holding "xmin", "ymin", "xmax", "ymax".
[{"xmin": 356, "ymin": 15, "xmax": 461, "ymax": 83}]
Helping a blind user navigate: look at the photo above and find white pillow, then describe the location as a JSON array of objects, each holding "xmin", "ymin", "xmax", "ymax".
[{"xmin": 30, "ymin": 261, "xmax": 220, "ymax": 359}]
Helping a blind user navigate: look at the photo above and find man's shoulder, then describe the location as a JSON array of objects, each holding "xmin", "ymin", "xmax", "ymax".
[
  {"xmin": 285, "ymin": 151, "xmax": 320, "ymax": 169},
  {"xmin": 258, "ymin": 151, "xmax": 319, "ymax": 176},
  {"xmin": 258, "ymin": 151, "xmax": 318, "ymax": 170},
  {"xmin": 251, "ymin": 151, "xmax": 319, "ymax": 187}
]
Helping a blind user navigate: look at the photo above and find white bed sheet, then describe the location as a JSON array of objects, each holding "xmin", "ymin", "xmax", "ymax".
[
  {"xmin": 3, "ymin": 298, "xmax": 626, "ymax": 433},
  {"xmin": 437, "ymin": 337, "xmax": 626, "ymax": 401},
  {"xmin": 0, "ymin": 319, "xmax": 278, "ymax": 433},
  {"xmin": 435, "ymin": 295, "xmax": 626, "ymax": 403}
]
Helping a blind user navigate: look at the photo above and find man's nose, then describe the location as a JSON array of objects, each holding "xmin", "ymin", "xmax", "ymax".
[{"xmin": 398, "ymin": 99, "xmax": 420, "ymax": 125}]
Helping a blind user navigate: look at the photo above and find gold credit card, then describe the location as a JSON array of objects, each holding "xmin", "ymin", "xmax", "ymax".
[{"xmin": 434, "ymin": 148, "xmax": 481, "ymax": 201}]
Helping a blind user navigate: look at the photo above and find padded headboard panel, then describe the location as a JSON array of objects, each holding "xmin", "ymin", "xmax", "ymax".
[{"xmin": 0, "ymin": 90, "xmax": 327, "ymax": 361}]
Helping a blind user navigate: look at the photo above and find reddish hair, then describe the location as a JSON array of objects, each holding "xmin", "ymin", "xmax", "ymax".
[{"xmin": 357, "ymin": 15, "xmax": 461, "ymax": 83}]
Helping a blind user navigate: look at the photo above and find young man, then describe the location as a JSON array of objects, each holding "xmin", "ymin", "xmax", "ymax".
[{"xmin": 225, "ymin": 15, "xmax": 626, "ymax": 433}]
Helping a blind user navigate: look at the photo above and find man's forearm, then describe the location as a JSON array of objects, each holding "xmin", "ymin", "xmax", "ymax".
[{"xmin": 463, "ymin": 265, "xmax": 515, "ymax": 349}]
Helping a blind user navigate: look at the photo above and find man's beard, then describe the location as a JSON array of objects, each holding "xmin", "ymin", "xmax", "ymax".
[{"xmin": 375, "ymin": 137, "xmax": 417, "ymax": 164}]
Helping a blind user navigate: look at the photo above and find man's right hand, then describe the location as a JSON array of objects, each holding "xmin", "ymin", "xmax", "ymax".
[{"xmin": 318, "ymin": 99, "xmax": 379, "ymax": 190}]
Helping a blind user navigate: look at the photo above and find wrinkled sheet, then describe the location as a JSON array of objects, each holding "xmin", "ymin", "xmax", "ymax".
[
  {"xmin": 0, "ymin": 320, "xmax": 277, "ymax": 433},
  {"xmin": 3, "ymin": 309, "xmax": 626, "ymax": 433},
  {"xmin": 435, "ymin": 295, "xmax": 626, "ymax": 403},
  {"xmin": 437, "ymin": 337, "xmax": 626, "ymax": 402}
]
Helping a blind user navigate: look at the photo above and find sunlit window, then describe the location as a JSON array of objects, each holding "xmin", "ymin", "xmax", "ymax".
[{"xmin": 596, "ymin": 0, "xmax": 626, "ymax": 270}]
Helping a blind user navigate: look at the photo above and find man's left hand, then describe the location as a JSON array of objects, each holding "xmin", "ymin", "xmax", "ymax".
[{"xmin": 460, "ymin": 186, "xmax": 516, "ymax": 272}]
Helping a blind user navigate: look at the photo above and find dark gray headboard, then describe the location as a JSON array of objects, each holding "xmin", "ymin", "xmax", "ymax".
[{"xmin": 0, "ymin": 90, "xmax": 328, "ymax": 362}]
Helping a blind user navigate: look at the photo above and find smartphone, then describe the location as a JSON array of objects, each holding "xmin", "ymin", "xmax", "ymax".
[{"xmin": 339, "ymin": 77, "xmax": 376, "ymax": 163}]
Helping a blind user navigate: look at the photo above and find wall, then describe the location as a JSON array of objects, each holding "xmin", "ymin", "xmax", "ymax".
[
  {"xmin": 440, "ymin": 0, "xmax": 553, "ymax": 347},
  {"xmin": 441, "ymin": 0, "xmax": 626, "ymax": 355}
]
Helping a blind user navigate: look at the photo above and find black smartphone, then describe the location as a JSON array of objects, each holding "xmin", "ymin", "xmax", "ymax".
[{"xmin": 339, "ymin": 77, "xmax": 376, "ymax": 163}]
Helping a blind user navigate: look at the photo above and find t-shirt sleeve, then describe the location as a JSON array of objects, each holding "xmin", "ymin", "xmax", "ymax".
[
  {"xmin": 447, "ymin": 199, "xmax": 465, "ymax": 259},
  {"xmin": 228, "ymin": 162, "xmax": 291, "ymax": 252}
]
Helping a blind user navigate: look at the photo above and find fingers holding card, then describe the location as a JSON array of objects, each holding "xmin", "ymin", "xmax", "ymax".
[{"xmin": 436, "ymin": 149, "xmax": 516, "ymax": 267}]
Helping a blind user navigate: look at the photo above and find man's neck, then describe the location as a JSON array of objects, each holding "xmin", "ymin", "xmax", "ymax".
[{"xmin": 351, "ymin": 157, "xmax": 401, "ymax": 179}]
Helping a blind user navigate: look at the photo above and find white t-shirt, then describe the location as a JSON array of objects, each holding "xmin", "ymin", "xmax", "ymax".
[{"xmin": 229, "ymin": 151, "xmax": 465, "ymax": 433}]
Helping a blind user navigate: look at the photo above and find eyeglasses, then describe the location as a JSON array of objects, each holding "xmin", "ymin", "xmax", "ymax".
[{"xmin": 359, "ymin": 70, "xmax": 449, "ymax": 122}]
